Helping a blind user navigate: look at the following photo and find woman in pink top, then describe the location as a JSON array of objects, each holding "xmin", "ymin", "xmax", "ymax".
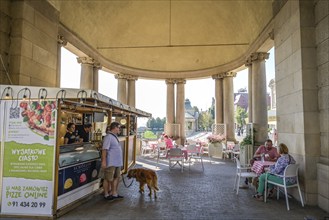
[{"xmin": 164, "ymin": 135, "xmax": 174, "ymax": 149}]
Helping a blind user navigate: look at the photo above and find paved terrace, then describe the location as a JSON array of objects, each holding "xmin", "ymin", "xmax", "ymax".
[
  {"xmin": 59, "ymin": 155, "xmax": 328, "ymax": 220},
  {"xmin": 4, "ymin": 156, "xmax": 329, "ymax": 220}
]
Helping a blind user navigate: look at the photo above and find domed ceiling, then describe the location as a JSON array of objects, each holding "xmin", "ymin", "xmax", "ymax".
[{"xmin": 53, "ymin": 0, "xmax": 273, "ymax": 79}]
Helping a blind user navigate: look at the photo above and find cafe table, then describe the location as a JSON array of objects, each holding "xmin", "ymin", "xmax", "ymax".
[
  {"xmin": 180, "ymin": 145, "xmax": 202, "ymax": 160},
  {"xmin": 251, "ymin": 161, "xmax": 276, "ymax": 176}
]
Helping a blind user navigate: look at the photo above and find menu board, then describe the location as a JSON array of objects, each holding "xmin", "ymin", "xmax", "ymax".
[{"xmin": 0, "ymin": 100, "xmax": 57, "ymax": 216}]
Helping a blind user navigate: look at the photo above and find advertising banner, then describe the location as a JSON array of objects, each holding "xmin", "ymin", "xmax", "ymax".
[
  {"xmin": 58, "ymin": 160, "xmax": 101, "ymax": 196},
  {"xmin": 1, "ymin": 100, "xmax": 57, "ymax": 215},
  {"xmin": 0, "ymin": 101, "xmax": 3, "ymax": 143}
]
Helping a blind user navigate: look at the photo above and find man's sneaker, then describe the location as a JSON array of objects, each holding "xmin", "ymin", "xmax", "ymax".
[
  {"xmin": 112, "ymin": 195, "xmax": 124, "ymax": 200},
  {"xmin": 104, "ymin": 195, "xmax": 114, "ymax": 201}
]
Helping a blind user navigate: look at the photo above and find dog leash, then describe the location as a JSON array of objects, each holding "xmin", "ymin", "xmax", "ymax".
[
  {"xmin": 121, "ymin": 164, "xmax": 137, "ymax": 188},
  {"xmin": 121, "ymin": 173, "xmax": 134, "ymax": 188}
]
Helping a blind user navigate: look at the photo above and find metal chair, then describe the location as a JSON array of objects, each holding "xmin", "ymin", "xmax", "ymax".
[
  {"xmin": 140, "ymin": 140, "xmax": 154, "ymax": 156},
  {"xmin": 187, "ymin": 144, "xmax": 204, "ymax": 172},
  {"xmin": 231, "ymin": 144, "xmax": 241, "ymax": 161},
  {"xmin": 264, "ymin": 164, "xmax": 304, "ymax": 210},
  {"xmin": 233, "ymin": 157, "xmax": 258, "ymax": 195},
  {"xmin": 168, "ymin": 148, "xmax": 185, "ymax": 172},
  {"xmin": 156, "ymin": 142, "xmax": 167, "ymax": 168}
]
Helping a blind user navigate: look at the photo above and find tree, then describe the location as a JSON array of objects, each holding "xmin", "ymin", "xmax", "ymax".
[
  {"xmin": 146, "ymin": 117, "xmax": 166, "ymax": 130},
  {"xmin": 198, "ymin": 110, "xmax": 214, "ymax": 131},
  {"xmin": 235, "ymin": 106, "xmax": 247, "ymax": 128}
]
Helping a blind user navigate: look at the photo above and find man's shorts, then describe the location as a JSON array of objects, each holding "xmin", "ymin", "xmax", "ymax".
[{"xmin": 104, "ymin": 166, "xmax": 121, "ymax": 181}]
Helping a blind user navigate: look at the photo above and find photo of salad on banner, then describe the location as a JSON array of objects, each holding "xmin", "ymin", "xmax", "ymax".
[{"xmin": 20, "ymin": 100, "xmax": 56, "ymax": 140}]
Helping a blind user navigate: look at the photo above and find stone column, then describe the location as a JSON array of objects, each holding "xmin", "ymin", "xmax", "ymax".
[
  {"xmin": 250, "ymin": 52, "xmax": 269, "ymax": 144},
  {"xmin": 246, "ymin": 57, "xmax": 253, "ymax": 123},
  {"xmin": 93, "ymin": 62, "xmax": 101, "ymax": 92},
  {"xmin": 220, "ymin": 72, "xmax": 237, "ymax": 142},
  {"xmin": 57, "ymin": 35, "xmax": 67, "ymax": 88},
  {"xmin": 77, "ymin": 57, "xmax": 94, "ymax": 90},
  {"xmin": 176, "ymin": 79, "xmax": 186, "ymax": 145},
  {"xmin": 115, "ymin": 73, "xmax": 128, "ymax": 104},
  {"xmin": 165, "ymin": 79, "xmax": 175, "ymax": 124},
  {"xmin": 127, "ymin": 75, "xmax": 138, "ymax": 107},
  {"xmin": 212, "ymin": 74, "xmax": 224, "ymax": 124},
  {"xmin": 268, "ymin": 79, "xmax": 276, "ymax": 110}
]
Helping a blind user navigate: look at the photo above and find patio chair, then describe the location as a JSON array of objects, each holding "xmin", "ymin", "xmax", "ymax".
[
  {"xmin": 201, "ymin": 145, "xmax": 210, "ymax": 162},
  {"xmin": 168, "ymin": 148, "xmax": 185, "ymax": 172},
  {"xmin": 187, "ymin": 144, "xmax": 204, "ymax": 172},
  {"xmin": 141, "ymin": 140, "xmax": 154, "ymax": 156},
  {"xmin": 231, "ymin": 144, "xmax": 240, "ymax": 161},
  {"xmin": 233, "ymin": 157, "xmax": 258, "ymax": 195},
  {"xmin": 264, "ymin": 164, "xmax": 304, "ymax": 210},
  {"xmin": 156, "ymin": 142, "xmax": 167, "ymax": 167}
]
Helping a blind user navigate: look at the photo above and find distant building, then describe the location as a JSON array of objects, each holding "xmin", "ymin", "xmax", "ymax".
[
  {"xmin": 184, "ymin": 98, "xmax": 199, "ymax": 136},
  {"xmin": 233, "ymin": 90, "xmax": 271, "ymax": 119}
]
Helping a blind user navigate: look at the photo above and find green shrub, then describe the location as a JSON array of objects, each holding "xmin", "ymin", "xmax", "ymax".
[{"xmin": 143, "ymin": 130, "xmax": 157, "ymax": 139}]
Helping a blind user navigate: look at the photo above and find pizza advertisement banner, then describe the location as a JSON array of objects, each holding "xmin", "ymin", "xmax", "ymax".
[{"xmin": 1, "ymin": 99, "xmax": 57, "ymax": 216}]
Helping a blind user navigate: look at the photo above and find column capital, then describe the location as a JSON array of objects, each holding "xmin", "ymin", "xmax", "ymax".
[
  {"xmin": 175, "ymin": 79, "xmax": 186, "ymax": 84},
  {"xmin": 165, "ymin": 79, "xmax": 176, "ymax": 84},
  {"xmin": 77, "ymin": 57, "xmax": 94, "ymax": 65},
  {"xmin": 245, "ymin": 57, "xmax": 252, "ymax": 67},
  {"xmin": 249, "ymin": 52, "xmax": 269, "ymax": 62},
  {"xmin": 93, "ymin": 61, "xmax": 102, "ymax": 70},
  {"xmin": 57, "ymin": 35, "xmax": 67, "ymax": 46},
  {"xmin": 114, "ymin": 73, "xmax": 129, "ymax": 79},
  {"xmin": 115, "ymin": 73, "xmax": 138, "ymax": 80},
  {"xmin": 165, "ymin": 79, "xmax": 186, "ymax": 84},
  {"xmin": 213, "ymin": 72, "xmax": 237, "ymax": 79},
  {"xmin": 127, "ymin": 75, "xmax": 138, "ymax": 81}
]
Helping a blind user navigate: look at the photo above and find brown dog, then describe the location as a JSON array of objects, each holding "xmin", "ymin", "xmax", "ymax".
[{"xmin": 127, "ymin": 168, "xmax": 159, "ymax": 198}]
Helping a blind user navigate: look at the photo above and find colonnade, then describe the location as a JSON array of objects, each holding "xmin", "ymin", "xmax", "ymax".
[
  {"xmin": 165, "ymin": 79, "xmax": 186, "ymax": 144},
  {"xmin": 114, "ymin": 73, "xmax": 138, "ymax": 107},
  {"xmin": 212, "ymin": 72, "xmax": 236, "ymax": 142},
  {"xmin": 246, "ymin": 52, "xmax": 269, "ymax": 145},
  {"xmin": 75, "ymin": 52, "xmax": 270, "ymax": 145}
]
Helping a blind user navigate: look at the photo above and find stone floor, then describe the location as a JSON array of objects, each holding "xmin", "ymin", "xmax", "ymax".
[
  {"xmin": 58, "ymin": 155, "xmax": 328, "ymax": 220},
  {"xmin": 3, "ymin": 155, "xmax": 329, "ymax": 220}
]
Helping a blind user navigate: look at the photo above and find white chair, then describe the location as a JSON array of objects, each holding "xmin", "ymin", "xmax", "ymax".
[
  {"xmin": 187, "ymin": 144, "xmax": 204, "ymax": 172},
  {"xmin": 231, "ymin": 144, "xmax": 240, "ymax": 161},
  {"xmin": 222, "ymin": 142, "xmax": 232, "ymax": 160},
  {"xmin": 156, "ymin": 142, "xmax": 167, "ymax": 167},
  {"xmin": 168, "ymin": 148, "xmax": 185, "ymax": 172},
  {"xmin": 264, "ymin": 164, "xmax": 304, "ymax": 210},
  {"xmin": 233, "ymin": 157, "xmax": 258, "ymax": 195},
  {"xmin": 201, "ymin": 145, "xmax": 210, "ymax": 161},
  {"xmin": 141, "ymin": 140, "xmax": 154, "ymax": 156}
]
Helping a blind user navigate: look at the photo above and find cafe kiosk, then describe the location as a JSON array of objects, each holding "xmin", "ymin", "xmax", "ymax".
[{"xmin": 0, "ymin": 85, "xmax": 151, "ymax": 219}]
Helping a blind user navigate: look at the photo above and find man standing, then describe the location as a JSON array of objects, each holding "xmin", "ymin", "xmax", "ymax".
[{"xmin": 102, "ymin": 122, "xmax": 124, "ymax": 200}]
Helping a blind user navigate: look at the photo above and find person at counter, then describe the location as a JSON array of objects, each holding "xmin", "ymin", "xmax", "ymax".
[
  {"xmin": 102, "ymin": 122, "xmax": 124, "ymax": 200},
  {"xmin": 78, "ymin": 124, "xmax": 92, "ymax": 142},
  {"xmin": 64, "ymin": 123, "xmax": 79, "ymax": 145}
]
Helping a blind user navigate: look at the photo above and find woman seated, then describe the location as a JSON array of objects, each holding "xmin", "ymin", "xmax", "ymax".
[
  {"xmin": 253, "ymin": 143, "xmax": 296, "ymax": 200},
  {"xmin": 163, "ymin": 135, "xmax": 174, "ymax": 149}
]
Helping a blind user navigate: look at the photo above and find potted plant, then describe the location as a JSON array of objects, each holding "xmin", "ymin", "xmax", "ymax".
[
  {"xmin": 207, "ymin": 134, "xmax": 226, "ymax": 158},
  {"xmin": 239, "ymin": 134, "xmax": 253, "ymax": 165}
]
